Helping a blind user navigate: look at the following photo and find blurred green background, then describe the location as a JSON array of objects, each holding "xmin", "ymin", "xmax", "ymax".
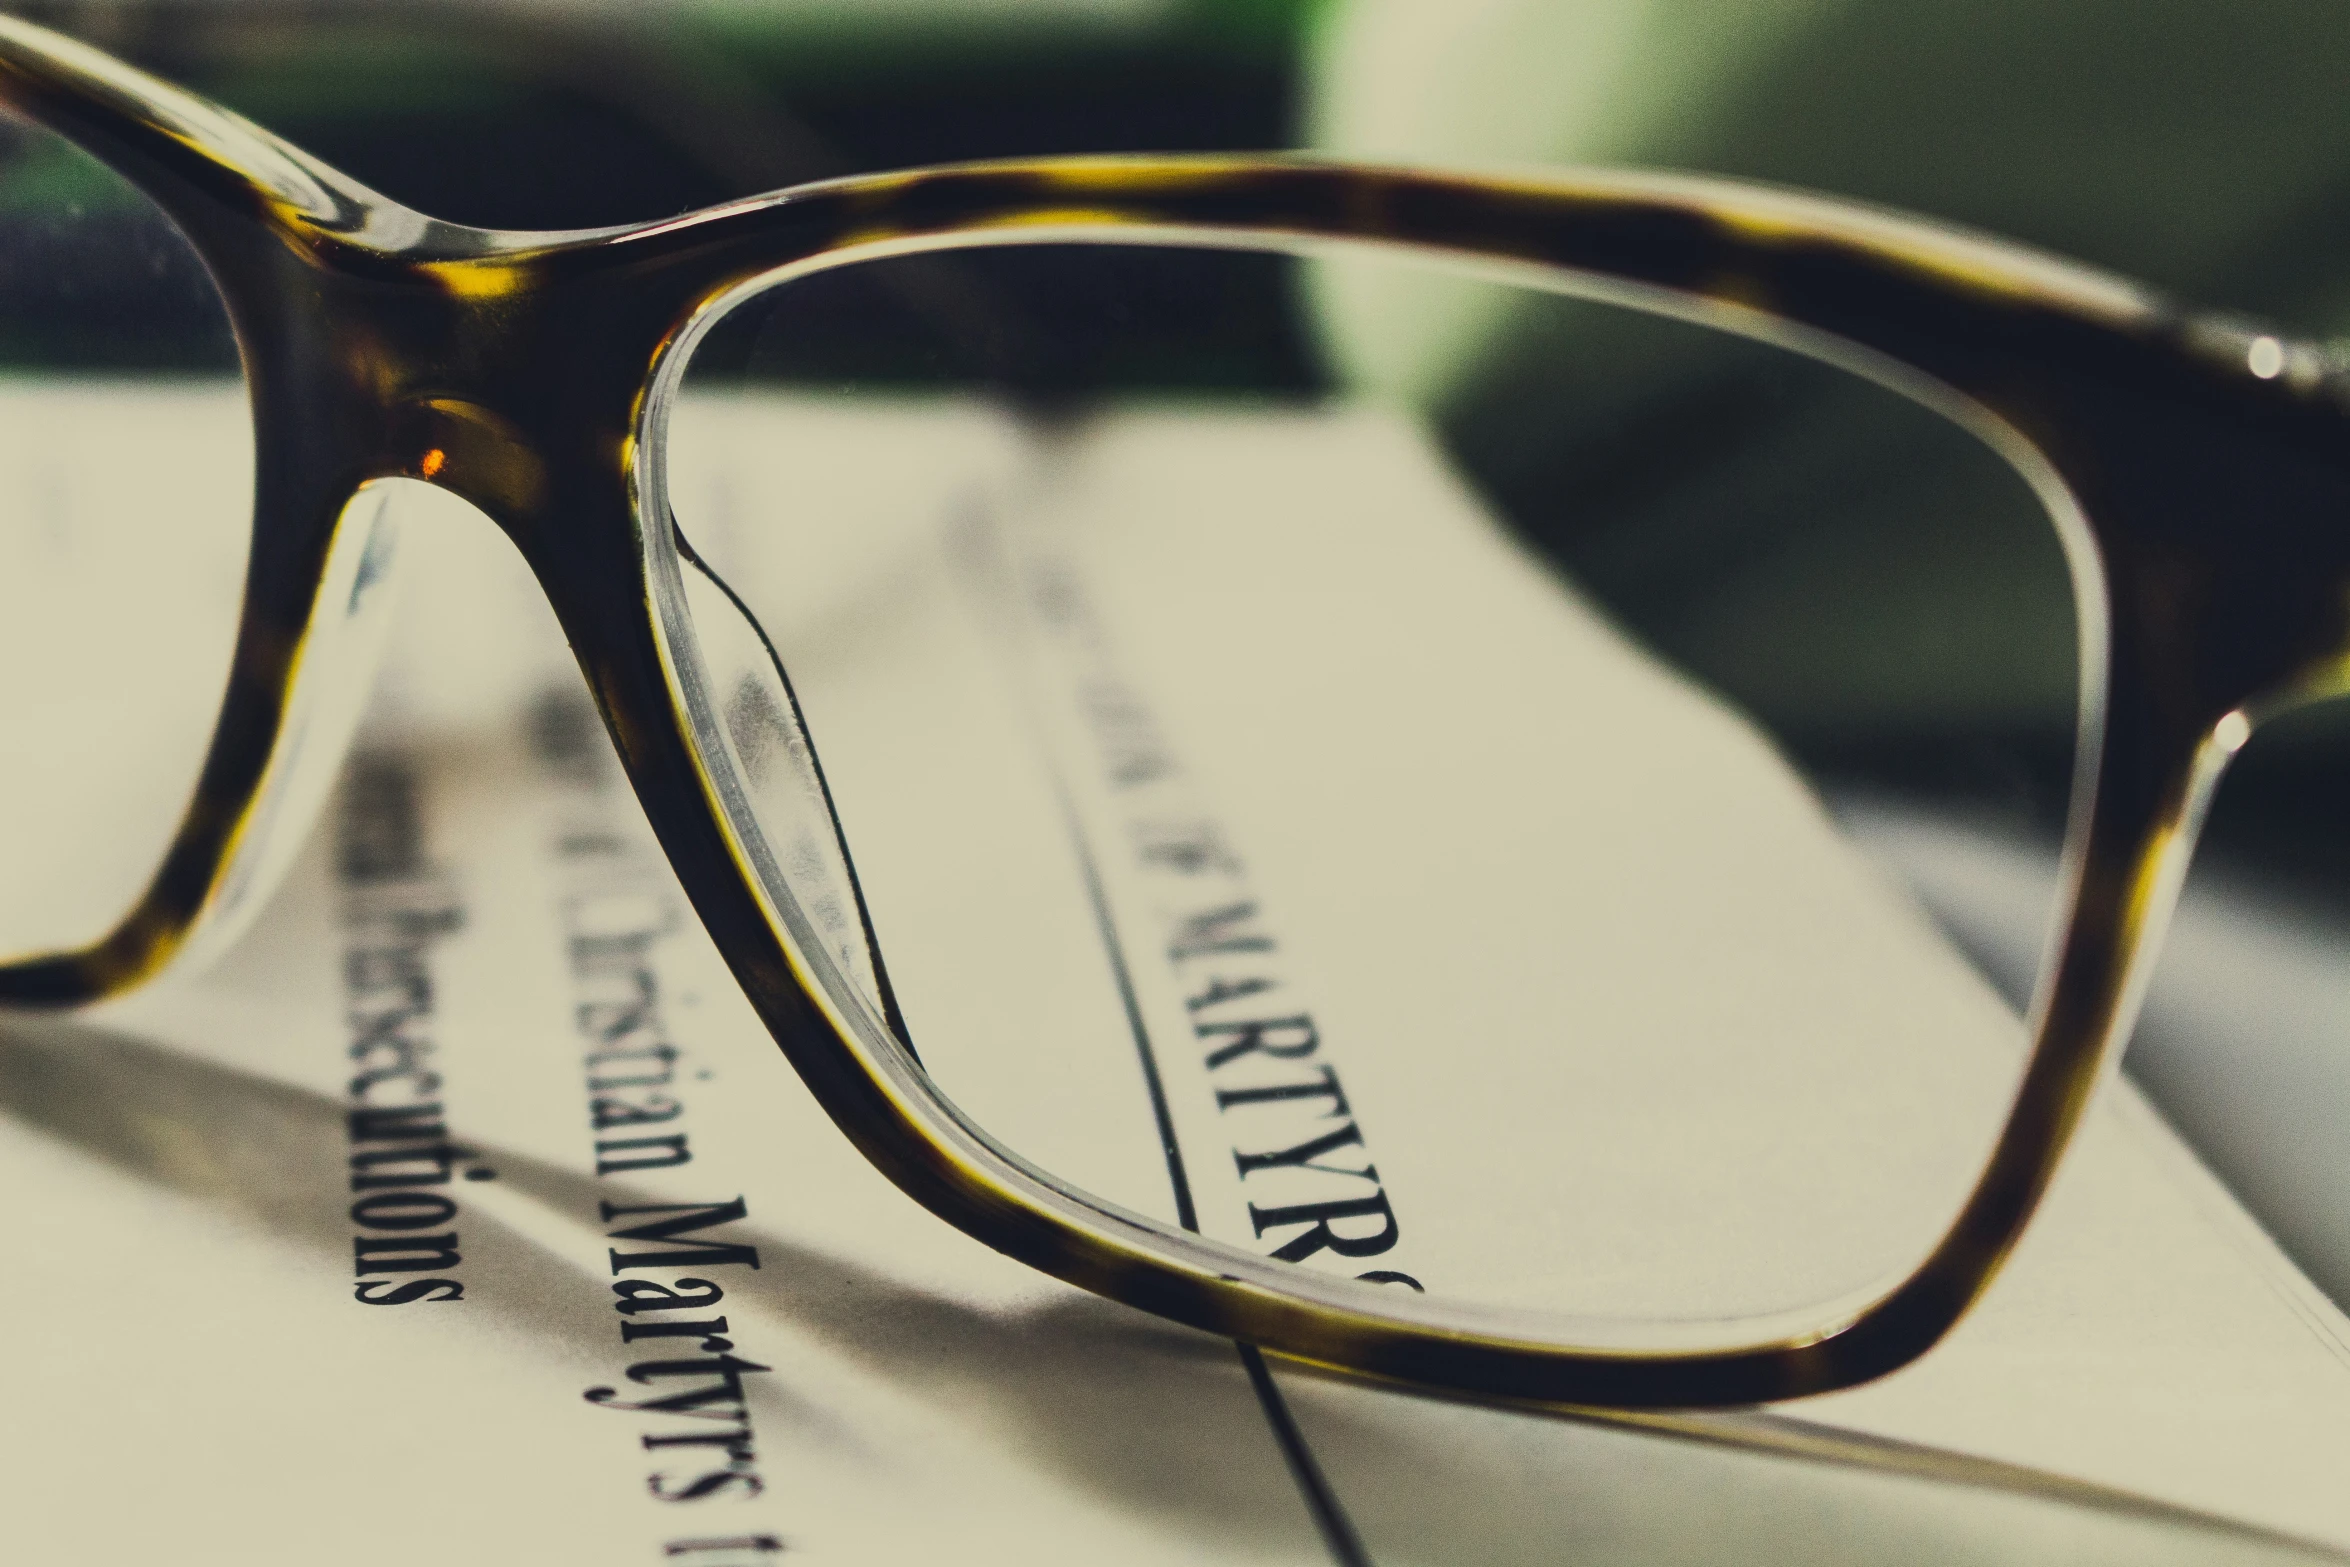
[{"xmin": 16, "ymin": 0, "xmax": 2350, "ymax": 878}]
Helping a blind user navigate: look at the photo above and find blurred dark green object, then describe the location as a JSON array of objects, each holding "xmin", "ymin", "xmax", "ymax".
[
  {"xmin": 0, "ymin": 120, "xmax": 236, "ymax": 367},
  {"xmin": 2, "ymin": 0, "xmax": 1327, "ymax": 390},
  {"xmin": 1307, "ymin": 0, "xmax": 2350, "ymax": 870},
  {"xmin": 13, "ymin": 0, "xmax": 1311, "ymax": 226}
]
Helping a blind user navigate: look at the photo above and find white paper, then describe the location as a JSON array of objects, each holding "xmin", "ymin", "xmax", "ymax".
[
  {"xmin": 0, "ymin": 378, "xmax": 249, "ymax": 957},
  {"xmin": 0, "ymin": 392, "xmax": 2343, "ymax": 1563},
  {"xmin": 1843, "ymin": 795, "xmax": 2350, "ymax": 1311}
]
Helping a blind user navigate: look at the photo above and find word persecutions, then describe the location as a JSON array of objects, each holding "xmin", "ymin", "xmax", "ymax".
[
  {"xmin": 337, "ymin": 754, "xmax": 483, "ymax": 1306},
  {"xmin": 536, "ymin": 694, "xmax": 771, "ymax": 1508}
]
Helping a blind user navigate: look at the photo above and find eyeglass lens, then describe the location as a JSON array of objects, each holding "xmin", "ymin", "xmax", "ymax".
[
  {"xmin": 0, "ymin": 106, "xmax": 249, "ymax": 967},
  {"xmin": 658, "ymin": 239, "xmax": 2083, "ymax": 1346}
]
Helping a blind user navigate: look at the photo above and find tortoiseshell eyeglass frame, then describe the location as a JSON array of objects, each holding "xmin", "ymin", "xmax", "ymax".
[{"xmin": 2, "ymin": 14, "xmax": 2347, "ymax": 1412}]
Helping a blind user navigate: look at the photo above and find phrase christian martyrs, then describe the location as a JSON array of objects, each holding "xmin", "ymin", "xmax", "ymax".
[
  {"xmin": 337, "ymin": 755, "xmax": 490, "ymax": 1306},
  {"xmin": 537, "ymin": 695, "xmax": 774, "ymax": 1509}
]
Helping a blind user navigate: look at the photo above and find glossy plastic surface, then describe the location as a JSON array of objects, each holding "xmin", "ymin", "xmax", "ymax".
[{"xmin": 3, "ymin": 13, "xmax": 2348, "ymax": 1406}]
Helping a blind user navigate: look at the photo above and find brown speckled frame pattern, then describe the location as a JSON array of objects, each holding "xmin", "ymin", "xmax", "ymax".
[{"xmin": 3, "ymin": 15, "xmax": 2348, "ymax": 1409}]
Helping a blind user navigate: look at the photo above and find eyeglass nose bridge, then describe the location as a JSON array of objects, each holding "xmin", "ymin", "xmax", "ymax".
[{"xmin": 384, "ymin": 396, "xmax": 549, "ymax": 521}]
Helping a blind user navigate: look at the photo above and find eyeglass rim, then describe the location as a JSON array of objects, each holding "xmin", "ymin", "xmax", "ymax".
[{"xmin": 1, "ymin": 11, "xmax": 2343, "ymax": 1409}]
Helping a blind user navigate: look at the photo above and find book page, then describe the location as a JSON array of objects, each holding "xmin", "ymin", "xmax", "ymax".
[
  {"xmin": 888, "ymin": 402, "xmax": 2350, "ymax": 1541},
  {"xmin": 0, "ymin": 393, "xmax": 2343, "ymax": 1562}
]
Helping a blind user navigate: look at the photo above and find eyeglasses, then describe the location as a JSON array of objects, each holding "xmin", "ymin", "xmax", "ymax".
[{"xmin": 2, "ymin": 12, "xmax": 2344, "ymax": 1412}]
